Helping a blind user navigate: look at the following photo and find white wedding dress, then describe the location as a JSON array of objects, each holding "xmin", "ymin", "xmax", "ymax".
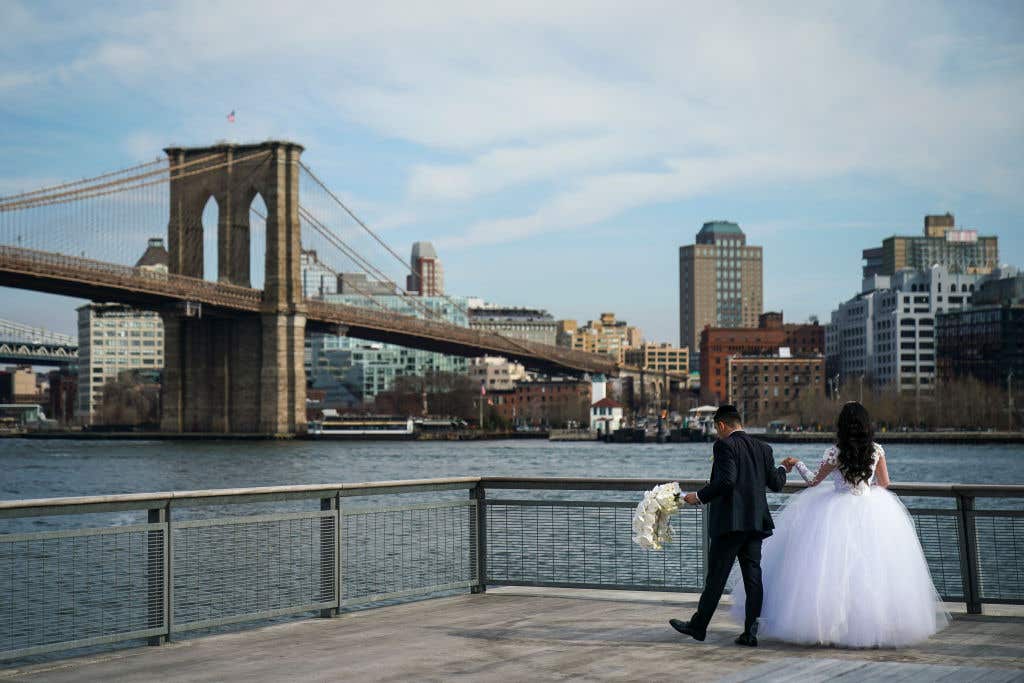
[{"xmin": 728, "ymin": 444, "xmax": 950, "ymax": 647}]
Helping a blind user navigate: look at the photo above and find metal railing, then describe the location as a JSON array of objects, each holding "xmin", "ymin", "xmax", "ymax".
[
  {"xmin": 1, "ymin": 477, "xmax": 1021, "ymax": 661},
  {"xmin": 0, "ymin": 245, "xmax": 263, "ymax": 311},
  {"xmin": 305, "ymin": 299, "xmax": 625, "ymax": 375}
]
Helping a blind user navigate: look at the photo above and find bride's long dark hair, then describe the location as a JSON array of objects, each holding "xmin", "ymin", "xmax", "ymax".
[{"xmin": 835, "ymin": 401, "xmax": 875, "ymax": 485}]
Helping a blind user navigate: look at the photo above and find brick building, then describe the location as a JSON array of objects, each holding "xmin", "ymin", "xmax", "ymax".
[
  {"xmin": 727, "ymin": 354, "xmax": 825, "ymax": 425},
  {"xmin": 699, "ymin": 312, "xmax": 823, "ymax": 404},
  {"xmin": 46, "ymin": 369, "xmax": 77, "ymax": 424},
  {"xmin": 488, "ymin": 379, "xmax": 591, "ymax": 427}
]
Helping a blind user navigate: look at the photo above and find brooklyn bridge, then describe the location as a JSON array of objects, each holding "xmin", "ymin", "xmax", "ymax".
[{"xmin": 0, "ymin": 141, "xmax": 676, "ymax": 434}]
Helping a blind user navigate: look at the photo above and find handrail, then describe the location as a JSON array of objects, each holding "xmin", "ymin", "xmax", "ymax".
[
  {"xmin": 0, "ymin": 477, "xmax": 482, "ymax": 517},
  {"xmin": 2, "ymin": 476, "xmax": 1021, "ymax": 518},
  {"xmin": 481, "ymin": 477, "xmax": 1024, "ymax": 498}
]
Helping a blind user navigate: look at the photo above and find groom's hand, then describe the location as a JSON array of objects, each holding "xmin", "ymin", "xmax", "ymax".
[
  {"xmin": 683, "ymin": 492, "xmax": 701, "ymax": 506},
  {"xmin": 781, "ymin": 457, "xmax": 798, "ymax": 472}
]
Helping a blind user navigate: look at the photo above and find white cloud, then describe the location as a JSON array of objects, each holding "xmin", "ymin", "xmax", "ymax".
[{"xmin": 3, "ymin": 0, "xmax": 1022, "ymax": 253}]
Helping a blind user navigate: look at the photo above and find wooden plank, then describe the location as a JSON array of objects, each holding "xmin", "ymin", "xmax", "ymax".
[
  {"xmin": 756, "ymin": 657, "xmax": 855, "ymax": 682},
  {"xmin": 966, "ymin": 669, "xmax": 1024, "ymax": 683},
  {"xmin": 716, "ymin": 658, "xmax": 797, "ymax": 683}
]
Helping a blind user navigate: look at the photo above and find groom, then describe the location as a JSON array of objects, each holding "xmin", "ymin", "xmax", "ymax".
[{"xmin": 669, "ymin": 404, "xmax": 787, "ymax": 646}]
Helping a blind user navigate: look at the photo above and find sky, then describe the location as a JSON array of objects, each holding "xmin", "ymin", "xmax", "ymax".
[{"xmin": 1, "ymin": 0, "xmax": 1022, "ymax": 342}]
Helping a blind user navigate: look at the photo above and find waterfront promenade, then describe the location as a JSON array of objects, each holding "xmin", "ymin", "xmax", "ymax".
[
  {"xmin": 3, "ymin": 588, "xmax": 1022, "ymax": 681},
  {"xmin": 2, "ymin": 475, "xmax": 1022, "ymax": 680}
]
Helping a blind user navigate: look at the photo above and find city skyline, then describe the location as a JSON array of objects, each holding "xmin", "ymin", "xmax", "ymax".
[{"xmin": 2, "ymin": 1, "xmax": 1022, "ymax": 343}]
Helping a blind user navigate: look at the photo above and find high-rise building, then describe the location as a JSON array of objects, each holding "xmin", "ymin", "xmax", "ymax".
[
  {"xmin": 563, "ymin": 313, "xmax": 641, "ymax": 363},
  {"xmin": 861, "ymin": 213, "xmax": 998, "ymax": 278},
  {"xmin": 300, "ymin": 249, "xmax": 338, "ymax": 299},
  {"xmin": 75, "ymin": 240, "xmax": 168, "ymax": 424},
  {"xmin": 825, "ymin": 266, "xmax": 980, "ymax": 394},
  {"xmin": 406, "ymin": 241, "xmax": 444, "ymax": 296},
  {"xmin": 936, "ymin": 268, "xmax": 1024, "ymax": 389},
  {"xmin": 75, "ymin": 303, "xmax": 164, "ymax": 423},
  {"xmin": 679, "ymin": 221, "xmax": 763, "ymax": 358}
]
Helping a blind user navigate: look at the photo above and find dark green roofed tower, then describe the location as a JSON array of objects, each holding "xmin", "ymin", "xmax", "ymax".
[
  {"xmin": 696, "ymin": 220, "xmax": 746, "ymax": 245},
  {"xmin": 679, "ymin": 220, "xmax": 763, "ymax": 362}
]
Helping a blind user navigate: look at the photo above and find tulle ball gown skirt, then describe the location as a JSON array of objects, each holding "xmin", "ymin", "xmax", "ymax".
[{"xmin": 729, "ymin": 484, "xmax": 950, "ymax": 648}]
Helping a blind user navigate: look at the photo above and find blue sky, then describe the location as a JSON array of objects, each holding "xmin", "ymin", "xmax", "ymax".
[{"xmin": 1, "ymin": 1, "xmax": 1022, "ymax": 342}]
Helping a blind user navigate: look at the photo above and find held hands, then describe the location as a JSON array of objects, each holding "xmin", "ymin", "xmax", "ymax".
[
  {"xmin": 780, "ymin": 457, "xmax": 799, "ymax": 472},
  {"xmin": 683, "ymin": 492, "xmax": 701, "ymax": 506}
]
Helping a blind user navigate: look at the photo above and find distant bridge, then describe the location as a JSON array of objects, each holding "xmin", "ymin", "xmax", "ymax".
[{"xmin": 0, "ymin": 316, "xmax": 77, "ymax": 367}]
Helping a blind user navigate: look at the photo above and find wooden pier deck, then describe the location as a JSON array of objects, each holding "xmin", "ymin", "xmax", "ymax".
[{"xmin": 3, "ymin": 588, "xmax": 1022, "ymax": 682}]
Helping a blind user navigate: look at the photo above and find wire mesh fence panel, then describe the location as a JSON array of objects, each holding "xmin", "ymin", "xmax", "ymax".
[
  {"xmin": 486, "ymin": 500, "xmax": 706, "ymax": 591},
  {"xmin": 172, "ymin": 511, "xmax": 336, "ymax": 632},
  {"xmin": 974, "ymin": 512, "xmax": 1024, "ymax": 602},
  {"xmin": 909, "ymin": 511, "xmax": 964, "ymax": 601},
  {"xmin": 342, "ymin": 500, "xmax": 477, "ymax": 606},
  {"xmin": 0, "ymin": 524, "xmax": 166, "ymax": 660}
]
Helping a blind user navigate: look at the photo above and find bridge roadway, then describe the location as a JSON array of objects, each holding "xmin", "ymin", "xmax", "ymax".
[
  {"xmin": 3, "ymin": 588, "xmax": 1021, "ymax": 682},
  {"xmin": 0, "ymin": 246, "xmax": 659, "ymax": 377}
]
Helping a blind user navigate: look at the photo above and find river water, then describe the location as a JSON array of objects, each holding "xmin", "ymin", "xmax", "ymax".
[{"xmin": 2, "ymin": 438, "xmax": 1022, "ymax": 501}]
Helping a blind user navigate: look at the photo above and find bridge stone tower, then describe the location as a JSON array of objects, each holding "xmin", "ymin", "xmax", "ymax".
[{"xmin": 160, "ymin": 141, "xmax": 306, "ymax": 434}]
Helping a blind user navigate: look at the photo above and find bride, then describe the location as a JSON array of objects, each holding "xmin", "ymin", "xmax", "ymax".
[{"xmin": 728, "ymin": 401, "xmax": 950, "ymax": 647}]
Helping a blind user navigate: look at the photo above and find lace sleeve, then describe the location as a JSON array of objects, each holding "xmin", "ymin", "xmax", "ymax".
[{"xmin": 794, "ymin": 447, "xmax": 838, "ymax": 487}]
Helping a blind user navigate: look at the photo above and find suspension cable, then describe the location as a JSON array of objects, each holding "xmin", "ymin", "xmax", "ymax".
[
  {"xmin": 297, "ymin": 164, "xmax": 564, "ymax": 366},
  {"xmin": 0, "ymin": 158, "xmax": 166, "ymax": 203},
  {"xmin": 298, "ymin": 207, "xmax": 448, "ymax": 322},
  {"xmin": 1, "ymin": 151, "xmax": 271, "ymax": 212}
]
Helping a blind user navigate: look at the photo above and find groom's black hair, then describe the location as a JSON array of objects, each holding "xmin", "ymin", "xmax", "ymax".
[{"xmin": 713, "ymin": 404, "xmax": 743, "ymax": 426}]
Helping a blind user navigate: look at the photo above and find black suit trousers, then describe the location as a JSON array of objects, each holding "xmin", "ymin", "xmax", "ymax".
[{"xmin": 691, "ymin": 531, "xmax": 764, "ymax": 633}]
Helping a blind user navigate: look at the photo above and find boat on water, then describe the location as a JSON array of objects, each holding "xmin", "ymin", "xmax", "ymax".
[{"xmin": 308, "ymin": 410, "xmax": 415, "ymax": 440}]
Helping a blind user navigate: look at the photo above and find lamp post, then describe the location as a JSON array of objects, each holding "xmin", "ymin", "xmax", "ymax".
[{"xmin": 829, "ymin": 373, "xmax": 841, "ymax": 402}]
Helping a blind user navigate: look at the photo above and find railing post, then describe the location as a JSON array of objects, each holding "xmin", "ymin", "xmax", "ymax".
[
  {"xmin": 147, "ymin": 505, "xmax": 169, "ymax": 646},
  {"xmin": 956, "ymin": 493, "xmax": 982, "ymax": 614},
  {"xmin": 699, "ymin": 504, "xmax": 709, "ymax": 591},
  {"xmin": 471, "ymin": 484, "xmax": 487, "ymax": 594},
  {"xmin": 320, "ymin": 495, "xmax": 339, "ymax": 618}
]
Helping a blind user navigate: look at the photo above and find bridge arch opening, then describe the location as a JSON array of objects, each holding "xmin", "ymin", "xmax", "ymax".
[
  {"xmin": 200, "ymin": 195, "xmax": 220, "ymax": 284},
  {"xmin": 248, "ymin": 192, "xmax": 267, "ymax": 291}
]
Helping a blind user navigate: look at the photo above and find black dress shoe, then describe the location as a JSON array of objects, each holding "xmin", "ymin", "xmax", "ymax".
[
  {"xmin": 669, "ymin": 618, "xmax": 706, "ymax": 642},
  {"xmin": 734, "ymin": 632, "xmax": 758, "ymax": 647}
]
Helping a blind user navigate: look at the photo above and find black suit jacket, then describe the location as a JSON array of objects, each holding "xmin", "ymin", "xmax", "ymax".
[{"xmin": 696, "ymin": 431, "xmax": 787, "ymax": 539}]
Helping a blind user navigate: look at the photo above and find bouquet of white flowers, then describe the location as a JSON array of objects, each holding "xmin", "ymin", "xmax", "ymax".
[{"xmin": 632, "ymin": 482, "xmax": 683, "ymax": 550}]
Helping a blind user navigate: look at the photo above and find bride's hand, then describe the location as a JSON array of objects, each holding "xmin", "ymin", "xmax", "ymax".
[{"xmin": 781, "ymin": 457, "xmax": 798, "ymax": 472}]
